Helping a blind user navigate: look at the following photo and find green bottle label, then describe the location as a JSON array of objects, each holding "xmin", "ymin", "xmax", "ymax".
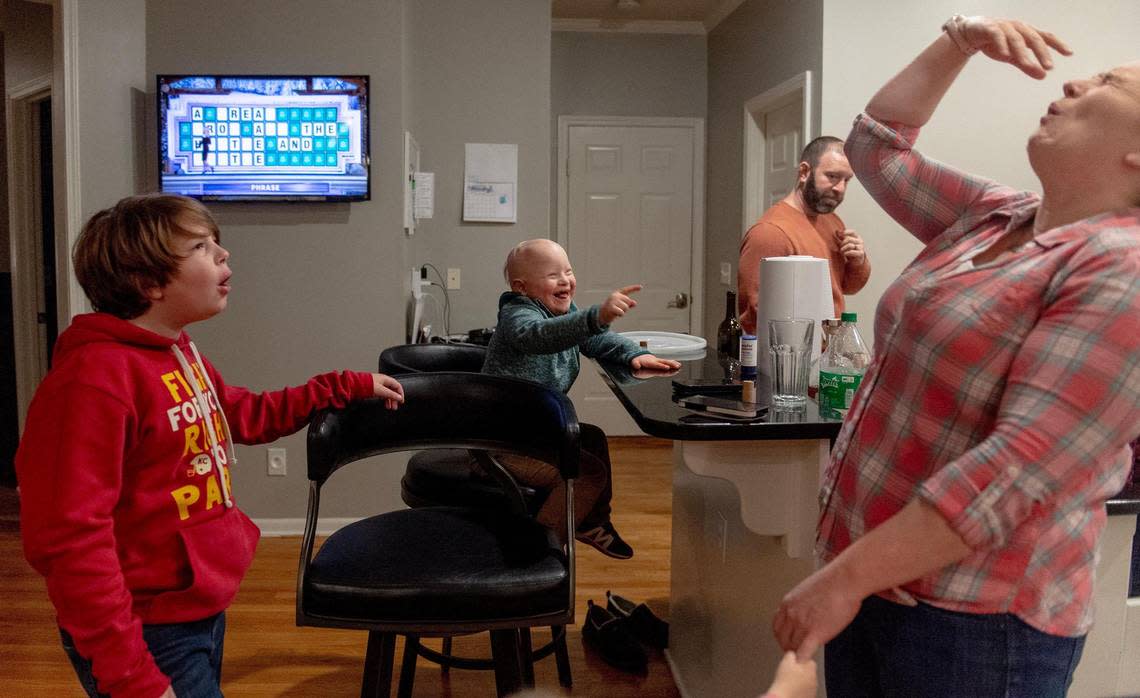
[{"xmin": 818, "ymin": 370, "xmax": 863, "ymax": 411}]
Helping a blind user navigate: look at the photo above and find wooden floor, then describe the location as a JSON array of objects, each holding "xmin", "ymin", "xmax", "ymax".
[{"xmin": 0, "ymin": 437, "xmax": 681, "ymax": 697}]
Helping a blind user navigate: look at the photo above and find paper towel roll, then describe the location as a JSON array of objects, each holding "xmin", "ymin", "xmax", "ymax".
[{"xmin": 757, "ymin": 255, "xmax": 833, "ymax": 380}]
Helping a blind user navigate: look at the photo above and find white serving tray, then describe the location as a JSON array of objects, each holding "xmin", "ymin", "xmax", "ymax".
[{"xmin": 620, "ymin": 331, "xmax": 707, "ymax": 358}]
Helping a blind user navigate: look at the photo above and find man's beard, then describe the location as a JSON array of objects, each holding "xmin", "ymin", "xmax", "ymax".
[{"xmin": 803, "ymin": 171, "xmax": 841, "ymax": 214}]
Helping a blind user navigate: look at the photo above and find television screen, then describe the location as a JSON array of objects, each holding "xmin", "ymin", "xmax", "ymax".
[{"xmin": 157, "ymin": 75, "xmax": 370, "ymax": 201}]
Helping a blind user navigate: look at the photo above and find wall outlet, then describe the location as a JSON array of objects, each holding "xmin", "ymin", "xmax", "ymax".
[
  {"xmin": 719, "ymin": 262, "xmax": 732, "ymax": 286},
  {"xmin": 447, "ymin": 268, "xmax": 461, "ymax": 290},
  {"xmin": 266, "ymin": 448, "xmax": 287, "ymax": 477}
]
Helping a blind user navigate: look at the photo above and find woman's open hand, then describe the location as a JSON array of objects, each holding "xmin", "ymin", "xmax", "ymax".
[{"xmin": 958, "ymin": 17, "xmax": 1072, "ymax": 78}]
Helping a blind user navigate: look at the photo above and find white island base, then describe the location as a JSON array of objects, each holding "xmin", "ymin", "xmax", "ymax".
[{"xmin": 663, "ymin": 438, "xmax": 1140, "ymax": 698}]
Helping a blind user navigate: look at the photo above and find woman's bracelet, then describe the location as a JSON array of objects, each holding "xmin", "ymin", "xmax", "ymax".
[{"xmin": 941, "ymin": 14, "xmax": 979, "ymax": 56}]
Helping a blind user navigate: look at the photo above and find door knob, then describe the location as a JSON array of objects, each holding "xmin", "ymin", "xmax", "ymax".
[{"xmin": 667, "ymin": 292, "xmax": 689, "ymax": 309}]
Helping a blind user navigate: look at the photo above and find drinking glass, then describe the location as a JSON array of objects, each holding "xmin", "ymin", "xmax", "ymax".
[{"xmin": 768, "ymin": 318, "xmax": 813, "ymax": 407}]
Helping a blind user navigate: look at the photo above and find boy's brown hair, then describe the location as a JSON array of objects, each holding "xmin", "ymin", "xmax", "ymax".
[{"xmin": 73, "ymin": 193, "xmax": 220, "ymax": 319}]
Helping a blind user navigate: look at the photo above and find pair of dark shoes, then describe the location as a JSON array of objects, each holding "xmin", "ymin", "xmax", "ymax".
[
  {"xmin": 575, "ymin": 521, "xmax": 634, "ymax": 559},
  {"xmin": 581, "ymin": 592, "xmax": 671, "ymax": 674},
  {"xmin": 583, "ymin": 599, "xmax": 648, "ymax": 674},
  {"xmin": 606, "ymin": 590, "xmax": 669, "ymax": 650}
]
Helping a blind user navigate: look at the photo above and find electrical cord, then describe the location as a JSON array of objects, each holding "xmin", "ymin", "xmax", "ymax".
[
  {"xmin": 420, "ymin": 293, "xmax": 442, "ymax": 338},
  {"xmin": 421, "ymin": 264, "xmax": 451, "ymax": 335}
]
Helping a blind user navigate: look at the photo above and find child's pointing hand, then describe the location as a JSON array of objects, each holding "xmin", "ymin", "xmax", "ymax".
[{"xmin": 600, "ymin": 285, "xmax": 642, "ymax": 325}]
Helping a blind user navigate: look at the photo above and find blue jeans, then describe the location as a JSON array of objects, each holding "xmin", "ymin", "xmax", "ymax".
[
  {"xmin": 60, "ymin": 612, "xmax": 226, "ymax": 698},
  {"xmin": 825, "ymin": 596, "xmax": 1084, "ymax": 698}
]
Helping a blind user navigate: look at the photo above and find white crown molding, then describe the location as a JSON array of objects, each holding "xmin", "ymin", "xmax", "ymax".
[
  {"xmin": 705, "ymin": 0, "xmax": 747, "ymax": 32},
  {"xmin": 552, "ymin": 18, "xmax": 706, "ymax": 35}
]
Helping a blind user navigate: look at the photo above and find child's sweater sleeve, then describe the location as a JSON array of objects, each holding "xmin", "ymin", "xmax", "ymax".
[
  {"xmin": 205, "ymin": 364, "xmax": 375, "ymax": 444},
  {"xmin": 581, "ymin": 328, "xmax": 650, "ymax": 365},
  {"xmin": 19, "ymin": 384, "xmax": 170, "ymax": 698},
  {"xmin": 497, "ymin": 298, "xmax": 605, "ymax": 354}
]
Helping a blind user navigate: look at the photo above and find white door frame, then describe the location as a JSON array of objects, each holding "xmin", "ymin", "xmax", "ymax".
[
  {"xmin": 8, "ymin": 0, "xmax": 85, "ymax": 433},
  {"xmin": 57, "ymin": 0, "xmax": 86, "ymax": 322},
  {"xmin": 557, "ymin": 115, "xmax": 706, "ymax": 335},
  {"xmin": 742, "ymin": 71, "xmax": 813, "ymax": 235},
  {"xmin": 7, "ymin": 75, "xmax": 52, "ymax": 432}
]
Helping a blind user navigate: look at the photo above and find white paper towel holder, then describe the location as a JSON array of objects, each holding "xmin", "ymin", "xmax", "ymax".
[{"xmin": 756, "ymin": 255, "xmax": 833, "ymax": 382}]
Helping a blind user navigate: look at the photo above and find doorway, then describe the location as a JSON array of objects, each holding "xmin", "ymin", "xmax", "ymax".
[
  {"xmin": 6, "ymin": 77, "xmax": 55, "ymax": 485},
  {"xmin": 742, "ymin": 71, "xmax": 812, "ymax": 236},
  {"xmin": 557, "ymin": 116, "xmax": 705, "ymax": 434}
]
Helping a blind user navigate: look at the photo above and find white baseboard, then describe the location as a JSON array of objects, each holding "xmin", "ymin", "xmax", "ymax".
[{"xmin": 253, "ymin": 517, "xmax": 362, "ymax": 537}]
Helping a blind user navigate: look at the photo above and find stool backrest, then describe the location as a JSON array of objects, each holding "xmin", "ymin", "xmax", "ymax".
[
  {"xmin": 306, "ymin": 372, "xmax": 579, "ymax": 485},
  {"xmin": 379, "ymin": 342, "xmax": 487, "ymax": 374}
]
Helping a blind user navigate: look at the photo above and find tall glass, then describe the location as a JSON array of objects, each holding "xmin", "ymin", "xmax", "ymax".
[{"xmin": 768, "ymin": 318, "xmax": 814, "ymax": 408}]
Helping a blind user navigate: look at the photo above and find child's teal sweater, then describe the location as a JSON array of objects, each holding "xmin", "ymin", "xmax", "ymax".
[{"xmin": 482, "ymin": 292, "xmax": 649, "ymax": 393}]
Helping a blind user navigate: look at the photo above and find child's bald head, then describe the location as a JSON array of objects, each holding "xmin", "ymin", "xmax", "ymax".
[
  {"xmin": 503, "ymin": 239, "xmax": 566, "ymax": 285},
  {"xmin": 502, "ymin": 239, "xmax": 576, "ymax": 315}
]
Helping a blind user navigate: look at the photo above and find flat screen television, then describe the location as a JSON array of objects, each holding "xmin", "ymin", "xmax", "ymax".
[{"xmin": 157, "ymin": 75, "xmax": 370, "ymax": 201}]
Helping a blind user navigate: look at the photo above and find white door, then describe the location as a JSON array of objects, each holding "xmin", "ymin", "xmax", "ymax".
[
  {"xmin": 562, "ymin": 122, "xmax": 699, "ymax": 434},
  {"xmin": 763, "ymin": 101, "xmax": 802, "ymax": 209},
  {"xmin": 742, "ymin": 72, "xmax": 811, "ymax": 235}
]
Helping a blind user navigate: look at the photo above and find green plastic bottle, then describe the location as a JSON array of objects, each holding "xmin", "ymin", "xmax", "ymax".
[{"xmin": 818, "ymin": 312, "xmax": 870, "ymax": 416}]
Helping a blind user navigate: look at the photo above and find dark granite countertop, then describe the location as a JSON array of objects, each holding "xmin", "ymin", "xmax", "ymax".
[
  {"xmin": 595, "ymin": 353, "xmax": 843, "ymax": 442},
  {"xmin": 594, "ymin": 353, "xmax": 1138, "ymax": 516}
]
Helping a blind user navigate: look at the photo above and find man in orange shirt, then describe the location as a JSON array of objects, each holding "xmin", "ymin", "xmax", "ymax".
[{"xmin": 737, "ymin": 136, "xmax": 871, "ymax": 334}]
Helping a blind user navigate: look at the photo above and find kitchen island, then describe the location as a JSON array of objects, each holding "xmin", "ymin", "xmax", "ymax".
[{"xmin": 596, "ymin": 356, "xmax": 1140, "ymax": 698}]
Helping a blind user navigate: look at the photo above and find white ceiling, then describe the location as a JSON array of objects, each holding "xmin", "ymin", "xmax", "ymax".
[{"xmin": 552, "ymin": 0, "xmax": 746, "ymax": 32}]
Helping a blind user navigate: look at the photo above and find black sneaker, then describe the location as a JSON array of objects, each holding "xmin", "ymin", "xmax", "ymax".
[
  {"xmin": 575, "ymin": 522, "xmax": 634, "ymax": 559},
  {"xmin": 582, "ymin": 600, "xmax": 648, "ymax": 674}
]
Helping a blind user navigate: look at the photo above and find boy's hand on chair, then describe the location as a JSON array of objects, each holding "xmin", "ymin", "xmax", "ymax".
[
  {"xmin": 630, "ymin": 354, "xmax": 681, "ymax": 378},
  {"xmin": 599, "ymin": 285, "xmax": 642, "ymax": 325},
  {"xmin": 371, "ymin": 373, "xmax": 405, "ymax": 410}
]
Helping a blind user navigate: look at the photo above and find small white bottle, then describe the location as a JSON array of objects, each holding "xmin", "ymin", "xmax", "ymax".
[{"xmin": 739, "ymin": 334, "xmax": 758, "ymax": 379}]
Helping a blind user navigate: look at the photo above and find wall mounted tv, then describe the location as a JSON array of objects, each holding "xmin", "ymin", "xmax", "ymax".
[{"xmin": 157, "ymin": 75, "xmax": 370, "ymax": 201}]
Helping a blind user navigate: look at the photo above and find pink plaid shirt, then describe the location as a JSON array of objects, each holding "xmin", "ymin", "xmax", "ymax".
[{"xmin": 818, "ymin": 113, "xmax": 1140, "ymax": 636}]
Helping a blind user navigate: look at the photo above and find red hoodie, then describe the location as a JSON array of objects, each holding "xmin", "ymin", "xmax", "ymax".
[{"xmin": 17, "ymin": 313, "xmax": 374, "ymax": 697}]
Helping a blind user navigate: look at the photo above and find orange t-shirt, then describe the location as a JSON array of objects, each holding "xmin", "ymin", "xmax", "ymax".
[{"xmin": 737, "ymin": 201, "xmax": 871, "ymax": 334}]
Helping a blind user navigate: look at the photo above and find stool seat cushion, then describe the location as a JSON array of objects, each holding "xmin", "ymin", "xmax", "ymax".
[{"xmin": 304, "ymin": 507, "xmax": 568, "ymax": 624}]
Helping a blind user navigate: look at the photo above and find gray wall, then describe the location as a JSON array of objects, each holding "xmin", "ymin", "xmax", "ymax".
[
  {"xmin": 820, "ymin": 0, "xmax": 1140, "ymax": 348},
  {"xmin": 2, "ymin": 0, "xmax": 53, "ymax": 272},
  {"xmin": 4, "ymin": 0, "xmax": 51, "ymax": 92},
  {"xmin": 147, "ymin": 0, "xmax": 411, "ymax": 519},
  {"xmin": 550, "ymin": 30, "xmax": 707, "ymax": 235},
  {"xmin": 705, "ymin": 0, "xmax": 823, "ymax": 342},
  {"xmin": 407, "ymin": 0, "xmax": 552, "ymax": 333},
  {"xmin": 70, "ymin": 0, "xmax": 147, "ymax": 238},
  {"xmin": 145, "ymin": 0, "xmax": 553, "ymax": 520}
]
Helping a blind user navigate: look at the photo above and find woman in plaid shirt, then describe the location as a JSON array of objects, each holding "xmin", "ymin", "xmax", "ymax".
[{"xmin": 772, "ymin": 16, "xmax": 1140, "ymax": 697}]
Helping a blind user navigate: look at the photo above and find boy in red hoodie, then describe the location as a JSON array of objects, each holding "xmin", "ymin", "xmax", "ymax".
[{"xmin": 16, "ymin": 194, "xmax": 405, "ymax": 698}]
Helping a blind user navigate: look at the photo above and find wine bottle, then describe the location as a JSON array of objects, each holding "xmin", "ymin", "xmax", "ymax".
[{"xmin": 716, "ymin": 290, "xmax": 742, "ymax": 359}]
